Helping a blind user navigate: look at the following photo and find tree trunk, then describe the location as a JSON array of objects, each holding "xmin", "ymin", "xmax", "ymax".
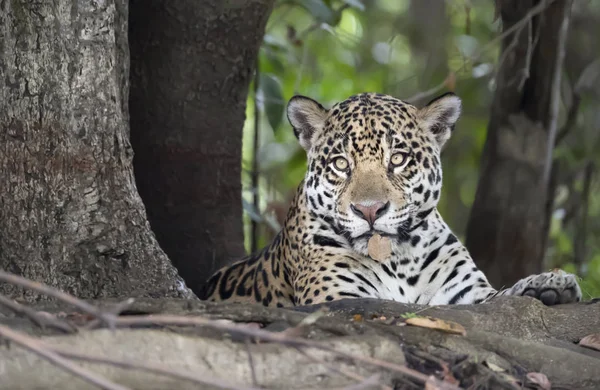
[
  {"xmin": 407, "ymin": 0, "xmax": 449, "ymax": 89},
  {"xmin": 0, "ymin": 0, "xmax": 193, "ymax": 301},
  {"xmin": 128, "ymin": 0, "xmax": 275, "ymax": 295},
  {"xmin": 465, "ymin": 0, "xmax": 572, "ymax": 288}
]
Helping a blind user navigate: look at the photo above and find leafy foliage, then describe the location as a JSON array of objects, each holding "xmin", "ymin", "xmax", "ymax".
[{"xmin": 241, "ymin": 0, "xmax": 600, "ymax": 296}]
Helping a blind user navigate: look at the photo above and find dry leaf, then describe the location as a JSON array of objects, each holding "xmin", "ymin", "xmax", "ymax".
[
  {"xmin": 368, "ymin": 233, "xmax": 392, "ymax": 261},
  {"xmin": 440, "ymin": 362, "xmax": 460, "ymax": 385},
  {"xmin": 352, "ymin": 314, "xmax": 363, "ymax": 322},
  {"xmin": 484, "ymin": 361, "xmax": 506, "ymax": 372},
  {"xmin": 578, "ymin": 333, "xmax": 600, "ymax": 351},
  {"xmin": 405, "ymin": 316, "xmax": 466, "ymax": 336},
  {"xmin": 526, "ymin": 372, "xmax": 551, "ymax": 390},
  {"xmin": 424, "ymin": 376, "xmax": 441, "ymax": 390}
]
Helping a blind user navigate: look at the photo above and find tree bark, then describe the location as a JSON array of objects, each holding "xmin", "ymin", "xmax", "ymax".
[
  {"xmin": 0, "ymin": 0, "xmax": 193, "ymax": 300},
  {"xmin": 128, "ymin": 0, "xmax": 275, "ymax": 295},
  {"xmin": 407, "ymin": 0, "xmax": 449, "ymax": 89},
  {"xmin": 465, "ymin": 0, "xmax": 572, "ymax": 287}
]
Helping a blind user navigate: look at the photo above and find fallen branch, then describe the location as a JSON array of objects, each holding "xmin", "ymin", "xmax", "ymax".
[
  {"xmin": 84, "ymin": 298, "xmax": 136, "ymax": 330},
  {"xmin": 111, "ymin": 314, "xmax": 460, "ymax": 390},
  {"xmin": 0, "ymin": 293, "xmax": 76, "ymax": 334},
  {"xmin": 0, "ymin": 324, "xmax": 130, "ymax": 390},
  {"xmin": 0, "ymin": 271, "xmax": 117, "ymax": 328},
  {"xmin": 0, "ymin": 270, "xmax": 452, "ymax": 389},
  {"xmin": 50, "ymin": 345, "xmax": 258, "ymax": 390}
]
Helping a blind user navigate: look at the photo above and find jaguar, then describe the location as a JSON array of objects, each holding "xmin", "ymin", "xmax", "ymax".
[{"xmin": 199, "ymin": 92, "xmax": 582, "ymax": 308}]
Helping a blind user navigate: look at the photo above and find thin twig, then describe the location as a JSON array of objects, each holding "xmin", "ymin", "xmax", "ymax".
[
  {"xmin": 50, "ymin": 345, "xmax": 258, "ymax": 390},
  {"xmin": 543, "ymin": 0, "xmax": 572, "ymax": 186},
  {"xmin": 0, "ymin": 324, "xmax": 130, "ymax": 390},
  {"xmin": 245, "ymin": 339, "xmax": 259, "ymax": 387},
  {"xmin": 250, "ymin": 57, "xmax": 261, "ymax": 254},
  {"xmin": 406, "ymin": 79, "xmax": 451, "ymax": 105},
  {"xmin": 340, "ymin": 374, "xmax": 383, "ymax": 390},
  {"xmin": 573, "ymin": 162, "xmax": 594, "ymax": 274},
  {"xmin": 0, "ymin": 294, "xmax": 76, "ymax": 333},
  {"xmin": 294, "ymin": 346, "xmax": 392, "ymax": 390},
  {"xmin": 0, "ymin": 271, "xmax": 117, "ymax": 327},
  {"xmin": 84, "ymin": 298, "xmax": 135, "ymax": 330},
  {"xmin": 555, "ymin": 93, "xmax": 581, "ymax": 145},
  {"xmin": 110, "ymin": 314, "xmax": 460, "ymax": 390},
  {"xmin": 406, "ymin": 0, "xmax": 557, "ymax": 104}
]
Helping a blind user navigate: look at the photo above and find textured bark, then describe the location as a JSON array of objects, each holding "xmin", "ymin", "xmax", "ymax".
[
  {"xmin": 466, "ymin": 0, "xmax": 573, "ymax": 287},
  {"xmin": 0, "ymin": 1, "xmax": 194, "ymax": 300},
  {"xmin": 128, "ymin": 0, "xmax": 275, "ymax": 295},
  {"xmin": 407, "ymin": 0, "xmax": 449, "ymax": 89}
]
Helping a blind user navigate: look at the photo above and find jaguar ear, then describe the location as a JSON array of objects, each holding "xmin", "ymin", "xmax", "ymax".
[
  {"xmin": 417, "ymin": 92, "xmax": 462, "ymax": 149},
  {"xmin": 287, "ymin": 95, "xmax": 328, "ymax": 151}
]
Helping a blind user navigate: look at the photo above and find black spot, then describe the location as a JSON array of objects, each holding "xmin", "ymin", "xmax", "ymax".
[
  {"xmin": 381, "ymin": 264, "xmax": 395, "ymax": 278},
  {"xmin": 428, "ymin": 269, "xmax": 440, "ymax": 283},
  {"xmin": 442, "ymin": 269, "xmax": 459, "ymax": 286},
  {"xmin": 410, "ymin": 236, "xmax": 421, "ymax": 246},
  {"xmin": 448, "ymin": 285, "xmax": 473, "ymax": 304},
  {"xmin": 416, "ymin": 208, "xmax": 433, "ymax": 221},
  {"xmin": 407, "ymin": 275, "xmax": 420, "ymax": 286},
  {"xmin": 238, "ymin": 270, "xmax": 255, "ymax": 297},
  {"xmin": 444, "ymin": 234, "xmax": 458, "ymax": 245},
  {"xmin": 333, "ymin": 262, "xmax": 350, "ymax": 268},
  {"xmin": 219, "ymin": 263, "xmax": 245, "ymax": 300},
  {"xmin": 339, "ymin": 291, "xmax": 361, "ymax": 298},
  {"xmin": 337, "ymin": 275, "xmax": 354, "ymax": 283},
  {"xmin": 423, "ymin": 190, "xmax": 431, "ymax": 203},
  {"xmin": 353, "ymin": 273, "xmax": 378, "ymax": 291},
  {"xmin": 420, "ymin": 247, "xmax": 440, "ymax": 271},
  {"xmin": 199, "ymin": 271, "xmax": 221, "ymax": 300},
  {"xmin": 313, "ymin": 235, "xmax": 342, "ymax": 248}
]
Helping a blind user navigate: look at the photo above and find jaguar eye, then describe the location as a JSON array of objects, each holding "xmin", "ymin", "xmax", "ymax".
[
  {"xmin": 390, "ymin": 152, "xmax": 409, "ymax": 167},
  {"xmin": 332, "ymin": 157, "xmax": 349, "ymax": 172}
]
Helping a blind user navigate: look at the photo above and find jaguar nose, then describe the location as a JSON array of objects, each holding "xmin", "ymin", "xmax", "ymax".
[{"xmin": 350, "ymin": 201, "xmax": 390, "ymax": 226}]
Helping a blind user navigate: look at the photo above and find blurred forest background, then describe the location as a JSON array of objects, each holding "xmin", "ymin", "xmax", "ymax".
[
  {"xmin": 2, "ymin": 0, "xmax": 599, "ymax": 302},
  {"xmin": 240, "ymin": 0, "xmax": 600, "ymax": 297}
]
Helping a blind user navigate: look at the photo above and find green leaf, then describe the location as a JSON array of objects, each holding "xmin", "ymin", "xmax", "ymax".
[
  {"xmin": 299, "ymin": 0, "xmax": 335, "ymax": 24},
  {"xmin": 260, "ymin": 73, "xmax": 285, "ymax": 133}
]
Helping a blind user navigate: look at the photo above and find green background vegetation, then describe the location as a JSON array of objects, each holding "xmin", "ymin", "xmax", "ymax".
[{"xmin": 240, "ymin": 0, "xmax": 600, "ymax": 298}]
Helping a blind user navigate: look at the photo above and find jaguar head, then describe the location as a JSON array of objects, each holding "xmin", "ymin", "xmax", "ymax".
[{"xmin": 287, "ymin": 92, "xmax": 461, "ymax": 255}]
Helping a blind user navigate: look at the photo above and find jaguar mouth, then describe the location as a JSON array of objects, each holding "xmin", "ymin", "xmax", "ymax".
[{"xmin": 355, "ymin": 230, "xmax": 396, "ymax": 241}]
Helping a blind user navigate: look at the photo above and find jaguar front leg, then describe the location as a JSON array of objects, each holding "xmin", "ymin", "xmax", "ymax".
[{"xmin": 491, "ymin": 269, "xmax": 582, "ymax": 305}]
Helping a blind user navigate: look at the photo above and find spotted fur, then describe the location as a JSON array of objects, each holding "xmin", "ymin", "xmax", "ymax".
[{"xmin": 200, "ymin": 92, "xmax": 582, "ymax": 307}]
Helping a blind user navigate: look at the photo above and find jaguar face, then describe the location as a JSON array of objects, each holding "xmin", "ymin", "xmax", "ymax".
[{"xmin": 287, "ymin": 92, "xmax": 461, "ymax": 255}]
